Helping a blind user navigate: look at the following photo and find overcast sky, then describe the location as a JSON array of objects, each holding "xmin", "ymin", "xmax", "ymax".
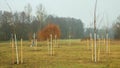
[{"xmin": 0, "ymin": 0, "xmax": 120, "ymax": 28}]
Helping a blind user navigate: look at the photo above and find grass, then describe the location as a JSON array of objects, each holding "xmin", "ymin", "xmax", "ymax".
[{"xmin": 0, "ymin": 39, "xmax": 120, "ymax": 68}]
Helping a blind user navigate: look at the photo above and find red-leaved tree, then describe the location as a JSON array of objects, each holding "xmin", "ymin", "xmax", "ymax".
[{"xmin": 37, "ymin": 23, "xmax": 61, "ymax": 41}]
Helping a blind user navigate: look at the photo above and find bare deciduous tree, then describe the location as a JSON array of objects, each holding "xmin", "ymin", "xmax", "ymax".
[{"xmin": 36, "ymin": 4, "xmax": 47, "ymax": 30}]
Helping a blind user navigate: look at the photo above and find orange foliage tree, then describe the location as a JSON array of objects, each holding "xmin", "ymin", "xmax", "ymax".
[{"xmin": 37, "ymin": 23, "xmax": 61, "ymax": 41}]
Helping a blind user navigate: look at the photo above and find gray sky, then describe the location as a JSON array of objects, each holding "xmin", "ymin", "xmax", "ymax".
[{"xmin": 0, "ymin": 0, "xmax": 120, "ymax": 28}]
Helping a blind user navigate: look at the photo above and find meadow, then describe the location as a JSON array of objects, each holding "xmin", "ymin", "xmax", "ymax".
[{"xmin": 0, "ymin": 39, "xmax": 120, "ymax": 68}]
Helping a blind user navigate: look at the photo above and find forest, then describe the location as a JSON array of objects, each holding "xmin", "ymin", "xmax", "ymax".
[{"xmin": 0, "ymin": 4, "xmax": 119, "ymax": 41}]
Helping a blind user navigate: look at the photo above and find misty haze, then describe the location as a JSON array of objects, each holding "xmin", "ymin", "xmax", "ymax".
[{"xmin": 0, "ymin": 0, "xmax": 120, "ymax": 68}]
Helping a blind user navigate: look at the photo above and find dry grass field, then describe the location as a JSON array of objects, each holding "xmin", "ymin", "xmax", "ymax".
[{"xmin": 0, "ymin": 39, "xmax": 120, "ymax": 68}]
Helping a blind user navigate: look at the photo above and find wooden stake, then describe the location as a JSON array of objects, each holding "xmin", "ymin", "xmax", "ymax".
[
  {"xmin": 106, "ymin": 33, "xmax": 109, "ymax": 54},
  {"xmin": 88, "ymin": 39, "xmax": 90, "ymax": 50},
  {"xmin": 94, "ymin": 33, "xmax": 97, "ymax": 62},
  {"xmin": 104, "ymin": 38, "xmax": 105, "ymax": 45},
  {"xmin": 55, "ymin": 35, "xmax": 57, "ymax": 47},
  {"xmin": 20, "ymin": 38, "xmax": 23, "ymax": 64},
  {"xmin": 47, "ymin": 39, "xmax": 50, "ymax": 55},
  {"xmin": 108, "ymin": 38, "xmax": 110, "ymax": 54},
  {"xmin": 87, "ymin": 39, "xmax": 90, "ymax": 50},
  {"xmin": 50, "ymin": 34, "xmax": 53, "ymax": 56},
  {"xmin": 12, "ymin": 38, "xmax": 14, "ymax": 64},
  {"xmin": 14, "ymin": 34, "xmax": 19, "ymax": 64},
  {"xmin": 35, "ymin": 39, "xmax": 37, "ymax": 50},
  {"xmin": 69, "ymin": 35, "xmax": 71, "ymax": 46},
  {"xmin": 30, "ymin": 40, "xmax": 33, "ymax": 47},
  {"xmin": 91, "ymin": 39, "xmax": 94, "ymax": 61},
  {"xmin": 90, "ymin": 33, "xmax": 94, "ymax": 61},
  {"xmin": 98, "ymin": 36, "xmax": 100, "ymax": 61},
  {"xmin": 104, "ymin": 38, "xmax": 106, "ymax": 51},
  {"xmin": 90, "ymin": 33, "xmax": 92, "ymax": 50}
]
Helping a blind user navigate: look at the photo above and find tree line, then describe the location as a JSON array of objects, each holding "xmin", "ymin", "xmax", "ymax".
[
  {"xmin": 0, "ymin": 10, "xmax": 84, "ymax": 41},
  {"xmin": 0, "ymin": 3, "xmax": 119, "ymax": 41}
]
